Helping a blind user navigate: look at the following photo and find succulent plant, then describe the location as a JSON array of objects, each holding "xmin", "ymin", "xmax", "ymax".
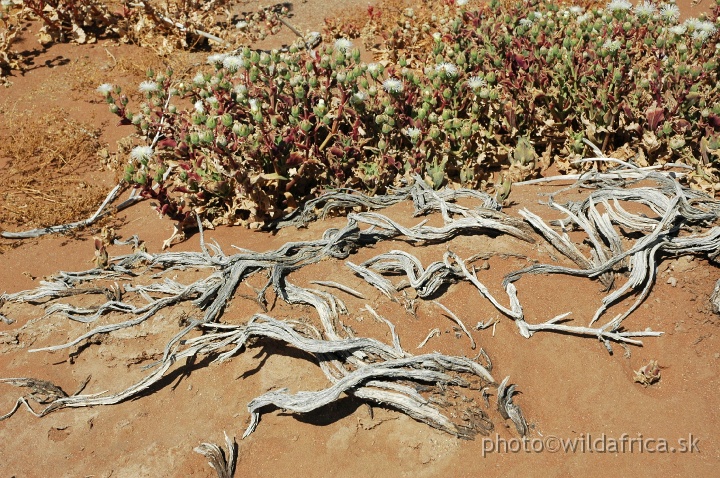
[{"xmin": 98, "ymin": 0, "xmax": 720, "ymax": 227}]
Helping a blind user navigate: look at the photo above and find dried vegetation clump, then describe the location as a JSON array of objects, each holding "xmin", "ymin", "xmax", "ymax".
[
  {"xmin": 102, "ymin": 0, "xmax": 720, "ymax": 228},
  {"xmin": 0, "ymin": 0, "xmax": 294, "ymax": 79}
]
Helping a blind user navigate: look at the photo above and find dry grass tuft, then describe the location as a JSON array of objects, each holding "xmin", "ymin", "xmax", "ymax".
[{"xmin": 0, "ymin": 108, "xmax": 109, "ymax": 232}]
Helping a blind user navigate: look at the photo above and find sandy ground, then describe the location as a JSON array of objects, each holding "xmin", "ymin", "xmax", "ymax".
[{"xmin": 1, "ymin": 1, "xmax": 719, "ymax": 477}]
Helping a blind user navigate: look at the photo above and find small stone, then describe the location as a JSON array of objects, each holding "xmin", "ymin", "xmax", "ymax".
[{"xmin": 667, "ymin": 277, "xmax": 677, "ymax": 287}]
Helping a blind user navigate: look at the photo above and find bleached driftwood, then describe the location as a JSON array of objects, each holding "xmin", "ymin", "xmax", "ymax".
[
  {"xmin": 2, "ymin": 168, "xmax": 719, "ymax": 444},
  {"xmin": 0, "ymin": 183, "xmax": 139, "ymax": 239},
  {"xmin": 194, "ymin": 432, "xmax": 237, "ymax": 478}
]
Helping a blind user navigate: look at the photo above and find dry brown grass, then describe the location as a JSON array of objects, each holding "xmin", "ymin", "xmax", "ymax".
[{"xmin": 0, "ymin": 108, "xmax": 109, "ymax": 231}]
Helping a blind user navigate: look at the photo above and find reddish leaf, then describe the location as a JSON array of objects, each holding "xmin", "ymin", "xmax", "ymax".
[
  {"xmin": 513, "ymin": 53, "xmax": 528, "ymax": 69},
  {"xmin": 646, "ymin": 106, "xmax": 665, "ymax": 131},
  {"xmin": 675, "ymin": 119, "xmax": 691, "ymax": 132},
  {"xmin": 286, "ymin": 151, "xmax": 304, "ymax": 166},
  {"xmin": 708, "ymin": 114, "xmax": 720, "ymax": 130},
  {"xmin": 622, "ymin": 103, "xmax": 633, "ymax": 120},
  {"xmin": 157, "ymin": 138, "xmax": 177, "ymax": 149}
]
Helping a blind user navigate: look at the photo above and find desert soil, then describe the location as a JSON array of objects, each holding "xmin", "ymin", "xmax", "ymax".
[{"xmin": 1, "ymin": 1, "xmax": 719, "ymax": 477}]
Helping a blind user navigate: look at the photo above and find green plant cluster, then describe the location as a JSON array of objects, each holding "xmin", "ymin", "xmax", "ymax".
[{"xmin": 103, "ymin": 0, "xmax": 720, "ymax": 227}]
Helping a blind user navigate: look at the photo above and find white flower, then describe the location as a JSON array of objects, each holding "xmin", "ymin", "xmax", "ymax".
[
  {"xmin": 659, "ymin": 4, "xmax": 680, "ymax": 22},
  {"xmin": 96, "ymin": 83, "xmax": 113, "ymax": 95},
  {"xmin": 193, "ymin": 72, "xmax": 206, "ymax": 85},
  {"xmin": 236, "ymin": 20, "xmax": 248, "ymax": 29},
  {"xmin": 456, "ymin": 0, "xmax": 468, "ymax": 6},
  {"xmin": 138, "ymin": 81, "xmax": 158, "ymax": 93},
  {"xmin": 234, "ymin": 84, "xmax": 248, "ymax": 96},
  {"xmin": 435, "ymin": 62, "xmax": 458, "ymax": 77},
  {"xmin": 692, "ymin": 30, "xmax": 710, "ymax": 42},
  {"xmin": 606, "ymin": 0, "xmax": 632, "ymax": 12},
  {"xmin": 603, "ymin": 39, "xmax": 622, "ymax": 51},
  {"xmin": 669, "ymin": 24, "xmax": 686, "ymax": 35},
  {"xmin": 692, "ymin": 21, "xmax": 717, "ymax": 42},
  {"xmin": 577, "ymin": 12, "xmax": 592, "ymax": 24},
  {"xmin": 531, "ymin": 11, "xmax": 543, "ymax": 20},
  {"xmin": 683, "ymin": 17, "xmax": 702, "ymax": 30},
  {"xmin": 194, "ymin": 100, "xmax": 205, "ymax": 113},
  {"xmin": 569, "ymin": 6, "xmax": 584, "ymax": 14},
  {"xmin": 206, "ymin": 97, "xmax": 219, "ymax": 108},
  {"xmin": 130, "ymin": 146, "xmax": 153, "ymax": 162},
  {"xmin": 351, "ymin": 91, "xmax": 367, "ymax": 104},
  {"xmin": 222, "ymin": 55, "xmax": 244, "ymax": 72},
  {"xmin": 405, "ymin": 127, "xmax": 421, "ymax": 139},
  {"xmin": 334, "ymin": 38, "xmax": 353, "ymax": 52},
  {"xmin": 634, "ymin": 1, "xmax": 656, "ymax": 17},
  {"xmin": 289, "ymin": 75, "xmax": 302, "ymax": 87},
  {"xmin": 382, "ymin": 78, "xmax": 403, "ymax": 93},
  {"xmin": 367, "ymin": 63, "xmax": 382, "ymax": 74},
  {"xmin": 519, "ymin": 18, "xmax": 534, "ymax": 27},
  {"xmin": 207, "ymin": 53, "xmax": 228, "ymax": 65},
  {"xmin": 432, "ymin": 32, "xmax": 442, "ymax": 41},
  {"xmin": 249, "ymin": 98, "xmax": 259, "ymax": 113},
  {"xmin": 697, "ymin": 20, "xmax": 717, "ymax": 35},
  {"xmin": 466, "ymin": 76, "xmax": 486, "ymax": 89}
]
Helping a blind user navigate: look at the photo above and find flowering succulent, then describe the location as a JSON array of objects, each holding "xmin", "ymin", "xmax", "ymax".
[
  {"xmin": 602, "ymin": 39, "xmax": 622, "ymax": 51},
  {"xmin": 130, "ymin": 145, "xmax": 153, "ymax": 162},
  {"xmin": 207, "ymin": 53, "xmax": 228, "ymax": 65},
  {"xmin": 466, "ymin": 76, "xmax": 486, "ymax": 90},
  {"xmin": 382, "ymin": 78, "xmax": 403, "ymax": 93},
  {"xmin": 607, "ymin": 0, "xmax": 633, "ymax": 13},
  {"xmin": 222, "ymin": 55, "xmax": 244, "ymax": 73},
  {"xmin": 435, "ymin": 62, "xmax": 459, "ymax": 77},
  {"xmin": 100, "ymin": 0, "xmax": 720, "ymax": 228},
  {"xmin": 405, "ymin": 127, "xmax": 422, "ymax": 141},
  {"xmin": 96, "ymin": 83, "xmax": 113, "ymax": 96},
  {"xmin": 333, "ymin": 38, "xmax": 353, "ymax": 52},
  {"xmin": 634, "ymin": 1, "xmax": 657, "ymax": 18},
  {"xmin": 660, "ymin": 3, "xmax": 681, "ymax": 22},
  {"xmin": 138, "ymin": 81, "xmax": 159, "ymax": 93},
  {"xmin": 669, "ymin": 24, "xmax": 688, "ymax": 35}
]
